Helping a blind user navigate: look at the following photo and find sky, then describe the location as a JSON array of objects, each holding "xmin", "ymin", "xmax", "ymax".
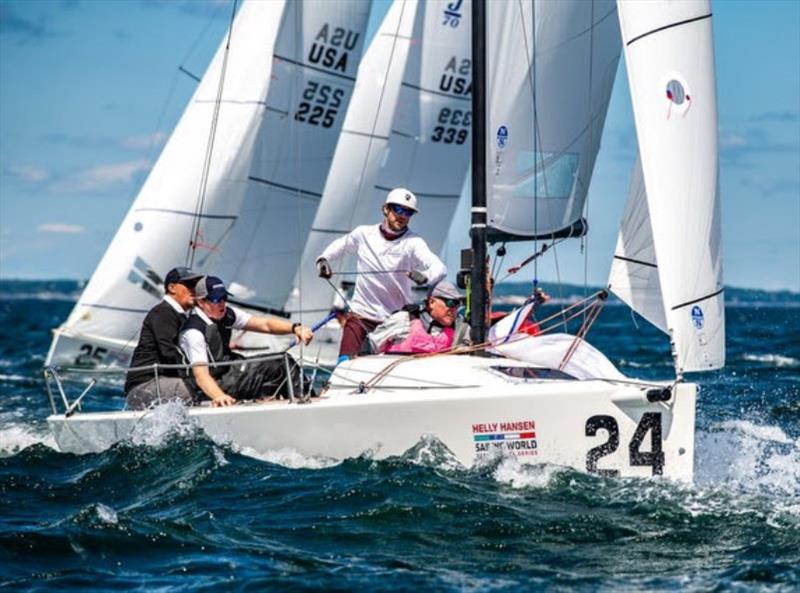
[{"xmin": 0, "ymin": 0, "xmax": 798, "ymax": 292}]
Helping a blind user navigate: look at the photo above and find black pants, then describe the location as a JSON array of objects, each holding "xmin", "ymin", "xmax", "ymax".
[{"xmin": 215, "ymin": 354, "xmax": 311, "ymax": 400}]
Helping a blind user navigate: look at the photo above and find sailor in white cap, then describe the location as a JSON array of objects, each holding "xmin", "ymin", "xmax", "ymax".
[{"xmin": 316, "ymin": 187, "xmax": 447, "ymax": 359}]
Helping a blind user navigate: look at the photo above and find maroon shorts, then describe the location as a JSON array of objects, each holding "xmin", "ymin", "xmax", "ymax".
[{"xmin": 339, "ymin": 314, "xmax": 379, "ymax": 358}]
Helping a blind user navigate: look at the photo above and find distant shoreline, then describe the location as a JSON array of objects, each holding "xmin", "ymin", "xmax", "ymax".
[{"xmin": 1, "ymin": 278, "xmax": 797, "ymax": 305}]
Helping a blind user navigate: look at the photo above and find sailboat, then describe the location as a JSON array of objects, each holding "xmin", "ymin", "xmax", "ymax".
[
  {"xmin": 45, "ymin": 0, "xmax": 372, "ymax": 368},
  {"xmin": 45, "ymin": 0, "xmax": 723, "ymax": 481}
]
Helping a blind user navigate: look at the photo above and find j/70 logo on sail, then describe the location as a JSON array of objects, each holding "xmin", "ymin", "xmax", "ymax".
[{"xmin": 442, "ymin": 0, "xmax": 463, "ymax": 28}]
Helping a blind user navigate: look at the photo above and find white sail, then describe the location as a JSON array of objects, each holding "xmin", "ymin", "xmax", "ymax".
[
  {"xmin": 207, "ymin": 1, "xmax": 370, "ymax": 311},
  {"xmin": 289, "ymin": 0, "xmax": 472, "ymax": 323},
  {"xmin": 486, "ymin": 0, "xmax": 621, "ymax": 240},
  {"xmin": 46, "ymin": 0, "xmax": 370, "ymax": 367},
  {"xmin": 607, "ymin": 155, "xmax": 667, "ymax": 332},
  {"xmin": 618, "ymin": 0, "xmax": 724, "ymax": 373}
]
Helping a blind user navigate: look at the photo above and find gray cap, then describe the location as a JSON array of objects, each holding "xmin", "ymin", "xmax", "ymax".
[{"xmin": 428, "ymin": 280, "xmax": 463, "ymax": 301}]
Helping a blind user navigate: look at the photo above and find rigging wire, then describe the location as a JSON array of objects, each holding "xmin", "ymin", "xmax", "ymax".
[
  {"xmin": 186, "ymin": 0, "xmax": 238, "ymax": 268},
  {"xmin": 318, "ymin": 1, "xmax": 410, "ymax": 309},
  {"xmin": 292, "ymin": 0, "xmax": 305, "ymax": 387},
  {"xmin": 582, "ymin": 0, "xmax": 597, "ymax": 327},
  {"xmin": 517, "ymin": 0, "xmax": 568, "ymax": 329}
]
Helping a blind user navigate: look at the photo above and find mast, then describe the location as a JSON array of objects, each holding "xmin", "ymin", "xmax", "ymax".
[{"xmin": 469, "ymin": 0, "xmax": 488, "ymax": 346}]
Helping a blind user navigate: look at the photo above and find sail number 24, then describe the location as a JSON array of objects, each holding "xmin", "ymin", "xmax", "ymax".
[{"xmin": 585, "ymin": 413, "xmax": 665, "ymax": 476}]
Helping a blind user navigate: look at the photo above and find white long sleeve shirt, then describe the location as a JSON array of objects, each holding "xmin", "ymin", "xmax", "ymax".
[{"xmin": 318, "ymin": 224, "xmax": 447, "ymax": 321}]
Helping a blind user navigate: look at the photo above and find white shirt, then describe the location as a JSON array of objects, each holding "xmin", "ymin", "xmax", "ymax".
[
  {"xmin": 318, "ymin": 224, "xmax": 447, "ymax": 321},
  {"xmin": 163, "ymin": 295, "xmax": 186, "ymax": 316},
  {"xmin": 179, "ymin": 305, "xmax": 251, "ymax": 365}
]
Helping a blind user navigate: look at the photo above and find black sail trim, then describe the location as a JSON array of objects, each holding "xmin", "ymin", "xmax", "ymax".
[
  {"xmin": 83, "ymin": 303, "xmax": 150, "ymax": 314},
  {"xmin": 374, "ymin": 184, "xmax": 459, "ymax": 199},
  {"xmin": 342, "ymin": 129, "xmax": 390, "ymax": 141},
  {"xmin": 626, "ymin": 13, "xmax": 712, "ymax": 47},
  {"xmin": 401, "ymin": 82, "xmax": 470, "ymax": 102},
  {"xmin": 272, "ymin": 54, "xmax": 357, "ymax": 82},
  {"xmin": 135, "ymin": 208, "xmax": 237, "ymax": 220},
  {"xmin": 248, "ymin": 176, "xmax": 322, "ymax": 199},
  {"xmin": 486, "ymin": 218, "xmax": 588, "ymax": 244},
  {"xmin": 613, "ymin": 254, "xmax": 658, "ymax": 269},
  {"xmin": 671, "ymin": 287, "xmax": 724, "ymax": 311},
  {"xmin": 311, "ymin": 228, "xmax": 349, "ymax": 235}
]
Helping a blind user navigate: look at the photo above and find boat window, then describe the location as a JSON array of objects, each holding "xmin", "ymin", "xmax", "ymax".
[
  {"xmin": 512, "ymin": 151, "xmax": 578, "ymax": 200},
  {"xmin": 490, "ymin": 366, "xmax": 576, "ymax": 381}
]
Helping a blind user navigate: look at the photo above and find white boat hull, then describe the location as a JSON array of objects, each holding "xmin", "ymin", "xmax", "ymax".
[{"xmin": 48, "ymin": 355, "xmax": 695, "ymax": 480}]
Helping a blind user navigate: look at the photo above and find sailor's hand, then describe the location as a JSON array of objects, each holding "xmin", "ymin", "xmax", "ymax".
[
  {"xmin": 533, "ymin": 288, "xmax": 550, "ymax": 305},
  {"xmin": 294, "ymin": 324, "xmax": 313, "ymax": 345},
  {"xmin": 317, "ymin": 258, "xmax": 332, "ymax": 279},
  {"xmin": 407, "ymin": 270, "xmax": 427, "ymax": 286},
  {"xmin": 212, "ymin": 393, "xmax": 236, "ymax": 407}
]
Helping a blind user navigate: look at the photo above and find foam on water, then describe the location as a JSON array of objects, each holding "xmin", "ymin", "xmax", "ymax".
[
  {"xmin": 695, "ymin": 420, "xmax": 800, "ymax": 496},
  {"xmin": 0, "ymin": 423, "xmax": 56, "ymax": 456},
  {"xmin": 128, "ymin": 401, "xmax": 198, "ymax": 448},
  {"xmin": 742, "ymin": 353, "xmax": 799, "ymax": 368},
  {"xmin": 238, "ymin": 445, "xmax": 341, "ymax": 469},
  {"xmin": 399, "ymin": 433, "xmax": 464, "ymax": 471},
  {"xmin": 492, "ymin": 455, "xmax": 562, "ymax": 489}
]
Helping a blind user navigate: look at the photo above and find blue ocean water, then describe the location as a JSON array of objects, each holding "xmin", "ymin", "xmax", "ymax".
[{"xmin": 1, "ymin": 280, "xmax": 799, "ymax": 591}]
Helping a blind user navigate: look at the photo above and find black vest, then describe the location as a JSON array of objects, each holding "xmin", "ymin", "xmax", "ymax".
[{"xmin": 182, "ymin": 308, "xmax": 237, "ymax": 379}]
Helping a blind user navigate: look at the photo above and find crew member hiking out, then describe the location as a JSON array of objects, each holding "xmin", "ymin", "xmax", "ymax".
[
  {"xmin": 124, "ymin": 266, "xmax": 202, "ymax": 410},
  {"xmin": 316, "ymin": 188, "xmax": 447, "ymax": 360}
]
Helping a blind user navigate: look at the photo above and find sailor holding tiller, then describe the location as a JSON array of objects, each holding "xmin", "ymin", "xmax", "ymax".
[{"xmin": 316, "ymin": 188, "xmax": 447, "ymax": 360}]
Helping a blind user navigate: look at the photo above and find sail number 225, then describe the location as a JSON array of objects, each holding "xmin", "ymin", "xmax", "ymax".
[
  {"xmin": 294, "ymin": 81, "xmax": 344, "ymax": 128},
  {"xmin": 585, "ymin": 413, "xmax": 665, "ymax": 476}
]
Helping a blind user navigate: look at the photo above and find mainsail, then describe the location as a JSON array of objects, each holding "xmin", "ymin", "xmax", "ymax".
[
  {"xmin": 46, "ymin": 0, "xmax": 370, "ymax": 367},
  {"xmin": 615, "ymin": 0, "xmax": 724, "ymax": 373},
  {"xmin": 288, "ymin": 0, "xmax": 472, "ymax": 323},
  {"xmin": 485, "ymin": 0, "xmax": 621, "ymax": 241}
]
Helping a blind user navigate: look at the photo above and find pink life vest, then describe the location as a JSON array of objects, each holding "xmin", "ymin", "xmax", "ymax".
[{"xmin": 382, "ymin": 318, "xmax": 454, "ymax": 354}]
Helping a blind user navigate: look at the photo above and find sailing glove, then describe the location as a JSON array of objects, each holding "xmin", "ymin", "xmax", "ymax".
[
  {"xmin": 317, "ymin": 258, "xmax": 332, "ymax": 279},
  {"xmin": 407, "ymin": 270, "xmax": 427, "ymax": 286}
]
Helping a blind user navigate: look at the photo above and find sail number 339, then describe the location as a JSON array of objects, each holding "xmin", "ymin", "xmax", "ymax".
[{"xmin": 585, "ymin": 413, "xmax": 665, "ymax": 476}]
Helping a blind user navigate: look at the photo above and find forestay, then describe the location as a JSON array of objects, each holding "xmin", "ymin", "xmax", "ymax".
[
  {"xmin": 46, "ymin": 0, "xmax": 369, "ymax": 367},
  {"xmin": 617, "ymin": 0, "xmax": 724, "ymax": 373},
  {"xmin": 288, "ymin": 0, "xmax": 472, "ymax": 322},
  {"xmin": 486, "ymin": 0, "xmax": 620, "ymax": 241}
]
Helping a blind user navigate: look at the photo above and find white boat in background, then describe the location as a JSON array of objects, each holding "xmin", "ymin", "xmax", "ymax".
[
  {"xmin": 45, "ymin": 0, "xmax": 724, "ymax": 482},
  {"xmin": 45, "ymin": 0, "xmax": 371, "ymax": 368}
]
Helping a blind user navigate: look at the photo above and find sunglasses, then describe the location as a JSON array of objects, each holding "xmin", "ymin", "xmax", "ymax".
[
  {"xmin": 389, "ymin": 204, "xmax": 415, "ymax": 217},
  {"xmin": 439, "ymin": 298, "xmax": 460, "ymax": 308}
]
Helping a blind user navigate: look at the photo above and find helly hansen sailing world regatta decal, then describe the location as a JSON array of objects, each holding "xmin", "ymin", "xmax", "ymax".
[{"xmin": 472, "ymin": 420, "xmax": 537, "ymax": 457}]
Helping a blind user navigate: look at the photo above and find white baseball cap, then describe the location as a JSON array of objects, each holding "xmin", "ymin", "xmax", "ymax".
[{"xmin": 384, "ymin": 188, "xmax": 418, "ymax": 213}]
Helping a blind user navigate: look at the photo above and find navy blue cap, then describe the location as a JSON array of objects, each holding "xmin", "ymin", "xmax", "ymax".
[
  {"xmin": 195, "ymin": 275, "xmax": 233, "ymax": 303},
  {"xmin": 164, "ymin": 267, "xmax": 202, "ymax": 289}
]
